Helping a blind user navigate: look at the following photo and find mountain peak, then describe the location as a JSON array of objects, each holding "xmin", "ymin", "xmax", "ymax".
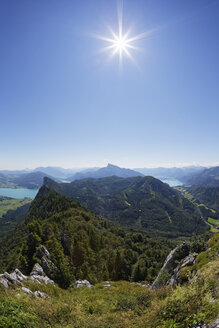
[
  {"xmin": 68, "ymin": 164, "xmax": 143, "ymax": 181},
  {"xmin": 107, "ymin": 163, "xmax": 118, "ymax": 168}
]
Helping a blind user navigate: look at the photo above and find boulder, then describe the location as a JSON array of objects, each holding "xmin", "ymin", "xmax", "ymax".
[
  {"xmin": 4, "ymin": 272, "xmax": 20, "ymax": 285},
  {"xmin": 33, "ymin": 290, "xmax": 48, "ymax": 298},
  {"xmin": 30, "ymin": 263, "xmax": 44, "ymax": 276},
  {"xmin": 21, "ymin": 287, "xmax": 33, "ymax": 295},
  {"xmin": 30, "ymin": 275, "xmax": 55, "ymax": 285},
  {"xmin": 103, "ymin": 281, "xmax": 111, "ymax": 288},
  {"xmin": 0, "ymin": 277, "xmax": 9, "ymax": 288},
  {"xmin": 21, "ymin": 287, "xmax": 48, "ymax": 298},
  {"xmin": 74, "ymin": 280, "xmax": 92, "ymax": 288},
  {"xmin": 0, "ymin": 267, "xmax": 54, "ymax": 289},
  {"xmin": 14, "ymin": 269, "xmax": 27, "ymax": 282},
  {"xmin": 191, "ymin": 319, "xmax": 219, "ymax": 328},
  {"xmin": 208, "ymin": 318, "xmax": 219, "ymax": 328},
  {"xmin": 3, "ymin": 269, "xmax": 27, "ymax": 285},
  {"xmin": 181, "ymin": 253, "xmax": 198, "ymax": 268}
]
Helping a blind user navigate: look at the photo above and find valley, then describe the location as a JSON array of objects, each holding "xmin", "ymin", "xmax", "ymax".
[{"xmin": 0, "ymin": 165, "xmax": 218, "ymax": 328}]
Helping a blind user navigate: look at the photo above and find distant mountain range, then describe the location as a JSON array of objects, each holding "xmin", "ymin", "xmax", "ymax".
[
  {"xmin": 1, "ymin": 164, "xmax": 218, "ymax": 190},
  {"xmin": 135, "ymin": 166, "xmax": 206, "ymax": 181},
  {"xmin": 44, "ymin": 175, "xmax": 208, "ymax": 238},
  {"xmin": 184, "ymin": 166, "xmax": 219, "ymax": 187},
  {"xmin": 67, "ymin": 164, "xmax": 143, "ymax": 181},
  {"xmin": 33, "ymin": 166, "xmax": 83, "ymax": 179},
  {"xmin": 0, "ymin": 171, "xmax": 59, "ymax": 189},
  {"xmin": 0, "ymin": 164, "xmax": 208, "ymax": 182}
]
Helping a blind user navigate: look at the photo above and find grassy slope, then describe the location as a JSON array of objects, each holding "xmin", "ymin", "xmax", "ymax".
[
  {"xmin": 176, "ymin": 186, "xmax": 219, "ymax": 233},
  {"xmin": 0, "ymin": 233, "xmax": 218, "ymax": 328},
  {"xmin": 0, "ymin": 197, "xmax": 30, "ymax": 218}
]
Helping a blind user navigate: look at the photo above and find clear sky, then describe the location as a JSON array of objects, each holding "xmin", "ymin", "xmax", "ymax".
[{"xmin": 0, "ymin": 0, "xmax": 219, "ymax": 169}]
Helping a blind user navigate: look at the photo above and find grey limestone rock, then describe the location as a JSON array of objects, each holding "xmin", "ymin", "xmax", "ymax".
[
  {"xmin": 103, "ymin": 281, "xmax": 111, "ymax": 288},
  {"xmin": 33, "ymin": 290, "xmax": 48, "ymax": 298},
  {"xmin": 208, "ymin": 318, "xmax": 219, "ymax": 328},
  {"xmin": 30, "ymin": 274, "xmax": 55, "ymax": 285},
  {"xmin": 152, "ymin": 242, "xmax": 190, "ymax": 289},
  {"xmin": 191, "ymin": 318, "xmax": 219, "ymax": 328},
  {"xmin": 74, "ymin": 280, "xmax": 92, "ymax": 288},
  {"xmin": 4, "ymin": 272, "xmax": 20, "ymax": 285},
  {"xmin": 30, "ymin": 263, "xmax": 44, "ymax": 276},
  {"xmin": 21, "ymin": 287, "xmax": 49, "ymax": 298},
  {"xmin": 36, "ymin": 245, "xmax": 51, "ymax": 260},
  {"xmin": 3, "ymin": 269, "xmax": 27, "ymax": 285},
  {"xmin": 41, "ymin": 256, "xmax": 57, "ymax": 277},
  {"xmin": 0, "ymin": 277, "xmax": 9, "ymax": 288},
  {"xmin": 14, "ymin": 269, "xmax": 27, "ymax": 281},
  {"xmin": 21, "ymin": 287, "xmax": 33, "ymax": 295},
  {"xmin": 181, "ymin": 253, "xmax": 198, "ymax": 268},
  {"xmin": 167, "ymin": 268, "xmax": 179, "ymax": 286}
]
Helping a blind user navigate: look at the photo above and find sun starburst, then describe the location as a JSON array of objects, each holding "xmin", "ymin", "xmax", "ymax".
[{"xmin": 94, "ymin": 1, "xmax": 155, "ymax": 67}]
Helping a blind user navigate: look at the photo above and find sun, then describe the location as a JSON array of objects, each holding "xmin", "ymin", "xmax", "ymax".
[{"xmin": 94, "ymin": 1, "xmax": 155, "ymax": 67}]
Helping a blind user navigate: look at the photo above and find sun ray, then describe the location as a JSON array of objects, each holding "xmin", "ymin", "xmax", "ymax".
[
  {"xmin": 94, "ymin": 0, "xmax": 155, "ymax": 67},
  {"xmin": 98, "ymin": 44, "xmax": 118, "ymax": 54}
]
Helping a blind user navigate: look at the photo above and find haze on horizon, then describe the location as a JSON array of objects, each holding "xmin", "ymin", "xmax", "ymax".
[{"xmin": 1, "ymin": 0, "xmax": 219, "ymax": 170}]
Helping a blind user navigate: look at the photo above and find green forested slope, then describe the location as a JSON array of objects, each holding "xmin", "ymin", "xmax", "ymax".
[
  {"xmin": 0, "ymin": 186, "xmax": 172, "ymax": 288},
  {"xmin": 185, "ymin": 166, "xmax": 219, "ymax": 187},
  {"xmin": 0, "ymin": 201, "xmax": 30, "ymax": 239},
  {"xmin": 188, "ymin": 186, "xmax": 219, "ymax": 213},
  {"xmin": 44, "ymin": 176, "xmax": 208, "ymax": 237}
]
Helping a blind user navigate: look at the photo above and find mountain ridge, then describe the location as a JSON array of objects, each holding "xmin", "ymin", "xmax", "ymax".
[
  {"xmin": 67, "ymin": 163, "xmax": 143, "ymax": 181},
  {"xmin": 44, "ymin": 175, "xmax": 209, "ymax": 237}
]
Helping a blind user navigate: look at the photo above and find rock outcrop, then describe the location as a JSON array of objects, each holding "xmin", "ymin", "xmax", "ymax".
[
  {"xmin": 35, "ymin": 245, "xmax": 57, "ymax": 278},
  {"xmin": 192, "ymin": 318, "xmax": 219, "ymax": 328},
  {"xmin": 21, "ymin": 287, "xmax": 48, "ymax": 298},
  {"xmin": 152, "ymin": 242, "xmax": 190, "ymax": 289},
  {"xmin": 181, "ymin": 252, "xmax": 198, "ymax": 268},
  {"xmin": 30, "ymin": 263, "xmax": 55, "ymax": 285},
  {"xmin": 0, "ymin": 269, "xmax": 27, "ymax": 287},
  {"xmin": 0, "ymin": 264, "xmax": 55, "ymax": 290},
  {"xmin": 74, "ymin": 280, "xmax": 92, "ymax": 288}
]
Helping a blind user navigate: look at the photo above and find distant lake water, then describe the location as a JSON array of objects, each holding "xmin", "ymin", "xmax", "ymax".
[
  {"xmin": 160, "ymin": 179, "xmax": 183, "ymax": 187},
  {"xmin": 0, "ymin": 188, "xmax": 39, "ymax": 199}
]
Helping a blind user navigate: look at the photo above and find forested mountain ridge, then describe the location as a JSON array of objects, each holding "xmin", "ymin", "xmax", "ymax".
[
  {"xmin": 0, "ymin": 186, "xmax": 172, "ymax": 288},
  {"xmin": 44, "ymin": 176, "xmax": 209, "ymax": 237},
  {"xmin": 187, "ymin": 186, "xmax": 219, "ymax": 216},
  {"xmin": 0, "ymin": 201, "xmax": 30, "ymax": 239},
  {"xmin": 184, "ymin": 166, "xmax": 219, "ymax": 187}
]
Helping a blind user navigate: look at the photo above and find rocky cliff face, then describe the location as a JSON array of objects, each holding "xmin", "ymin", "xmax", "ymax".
[{"xmin": 152, "ymin": 242, "xmax": 191, "ymax": 289}]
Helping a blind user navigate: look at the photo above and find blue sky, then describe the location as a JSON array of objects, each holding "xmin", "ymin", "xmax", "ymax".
[{"xmin": 0, "ymin": 0, "xmax": 219, "ymax": 169}]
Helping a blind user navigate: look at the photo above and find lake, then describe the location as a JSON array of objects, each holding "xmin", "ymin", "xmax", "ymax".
[
  {"xmin": 0, "ymin": 178, "xmax": 183, "ymax": 199},
  {"xmin": 160, "ymin": 178, "xmax": 183, "ymax": 187},
  {"xmin": 0, "ymin": 188, "xmax": 39, "ymax": 199}
]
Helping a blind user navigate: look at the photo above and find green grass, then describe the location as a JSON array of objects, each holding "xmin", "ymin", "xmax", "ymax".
[
  {"xmin": 208, "ymin": 217, "xmax": 219, "ymax": 227},
  {"xmin": 0, "ymin": 234, "xmax": 219, "ymax": 328},
  {"xmin": 0, "ymin": 258, "xmax": 218, "ymax": 328},
  {"xmin": 198, "ymin": 204, "xmax": 216, "ymax": 214},
  {"xmin": 0, "ymin": 198, "xmax": 30, "ymax": 218}
]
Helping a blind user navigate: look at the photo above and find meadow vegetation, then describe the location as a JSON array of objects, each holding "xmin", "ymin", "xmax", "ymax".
[{"xmin": 0, "ymin": 235, "xmax": 218, "ymax": 328}]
